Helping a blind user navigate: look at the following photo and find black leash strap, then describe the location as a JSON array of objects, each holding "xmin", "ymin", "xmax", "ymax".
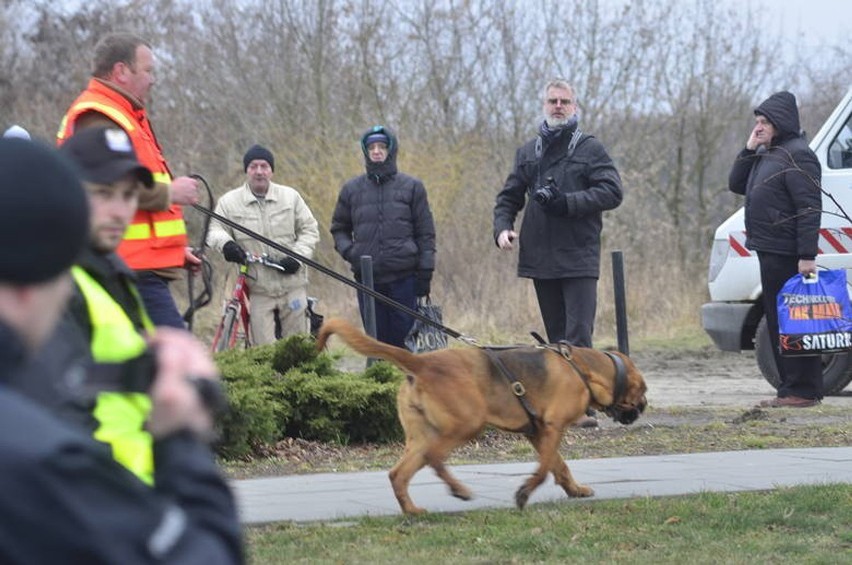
[
  {"xmin": 183, "ymin": 175, "xmax": 215, "ymax": 329},
  {"xmin": 191, "ymin": 204, "xmax": 468, "ymax": 341},
  {"xmin": 481, "ymin": 348, "xmax": 539, "ymax": 435}
]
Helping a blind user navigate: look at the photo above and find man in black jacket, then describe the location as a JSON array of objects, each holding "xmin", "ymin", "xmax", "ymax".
[
  {"xmin": 331, "ymin": 125, "xmax": 437, "ymax": 348},
  {"xmin": 494, "ymin": 79, "xmax": 622, "ymax": 347},
  {"xmin": 729, "ymin": 91, "xmax": 823, "ymax": 408},
  {"xmin": 0, "ymin": 137, "xmax": 243, "ymax": 563}
]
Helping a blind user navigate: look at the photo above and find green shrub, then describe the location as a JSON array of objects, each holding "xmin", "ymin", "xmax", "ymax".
[
  {"xmin": 363, "ymin": 360, "xmax": 405, "ymax": 384},
  {"xmin": 271, "ymin": 334, "xmax": 333, "ymax": 374},
  {"xmin": 213, "ymin": 334, "xmax": 403, "ymax": 459},
  {"xmin": 215, "ymin": 361, "xmax": 291, "ymax": 460},
  {"xmin": 280, "ymin": 370, "xmax": 402, "ymax": 444}
]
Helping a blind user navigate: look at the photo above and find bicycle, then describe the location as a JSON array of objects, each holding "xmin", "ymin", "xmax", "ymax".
[{"xmin": 210, "ymin": 253, "xmax": 322, "ymax": 352}]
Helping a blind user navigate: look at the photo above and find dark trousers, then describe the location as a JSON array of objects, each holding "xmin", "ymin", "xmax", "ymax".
[
  {"xmin": 357, "ymin": 274, "xmax": 416, "ymax": 349},
  {"xmin": 758, "ymin": 252, "xmax": 822, "ymax": 399},
  {"xmin": 533, "ymin": 277, "xmax": 597, "ymax": 347},
  {"xmin": 136, "ymin": 271, "xmax": 186, "ymax": 329}
]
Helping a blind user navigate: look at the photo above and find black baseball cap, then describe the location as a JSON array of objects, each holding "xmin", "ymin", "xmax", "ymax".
[{"xmin": 60, "ymin": 127, "xmax": 154, "ymax": 188}]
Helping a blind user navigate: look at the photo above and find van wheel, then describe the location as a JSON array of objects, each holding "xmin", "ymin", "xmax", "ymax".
[{"xmin": 755, "ymin": 317, "xmax": 852, "ymax": 395}]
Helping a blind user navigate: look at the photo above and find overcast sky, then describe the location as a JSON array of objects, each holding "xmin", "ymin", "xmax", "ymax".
[{"xmin": 754, "ymin": 0, "xmax": 849, "ymax": 51}]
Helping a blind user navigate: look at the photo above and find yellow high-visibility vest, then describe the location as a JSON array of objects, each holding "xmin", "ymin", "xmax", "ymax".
[{"xmin": 72, "ymin": 266, "xmax": 156, "ymax": 485}]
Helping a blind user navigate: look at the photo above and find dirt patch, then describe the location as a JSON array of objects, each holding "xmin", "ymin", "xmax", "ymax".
[{"xmin": 631, "ymin": 346, "xmax": 852, "ymax": 409}]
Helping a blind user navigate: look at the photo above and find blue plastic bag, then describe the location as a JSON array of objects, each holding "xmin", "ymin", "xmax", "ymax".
[{"xmin": 777, "ymin": 269, "xmax": 852, "ymax": 356}]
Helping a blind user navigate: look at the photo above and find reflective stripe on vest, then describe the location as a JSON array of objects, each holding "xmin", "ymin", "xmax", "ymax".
[
  {"xmin": 59, "ymin": 101, "xmax": 138, "ymax": 137},
  {"xmin": 72, "ymin": 266, "xmax": 156, "ymax": 484},
  {"xmin": 124, "ymin": 218, "xmax": 188, "ymax": 240}
]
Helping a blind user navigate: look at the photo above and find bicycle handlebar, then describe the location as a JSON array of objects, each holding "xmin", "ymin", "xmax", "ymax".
[{"xmin": 241, "ymin": 253, "xmax": 289, "ymax": 274}]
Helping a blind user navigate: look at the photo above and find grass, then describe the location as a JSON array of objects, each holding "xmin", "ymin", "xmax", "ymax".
[
  {"xmin": 245, "ymin": 484, "xmax": 852, "ymax": 563},
  {"xmin": 229, "ymin": 339, "xmax": 851, "ymax": 562}
]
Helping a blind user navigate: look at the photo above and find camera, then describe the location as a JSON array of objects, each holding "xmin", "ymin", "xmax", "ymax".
[
  {"xmin": 97, "ymin": 349, "xmax": 228, "ymax": 416},
  {"xmin": 532, "ymin": 176, "xmax": 557, "ymax": 205}
]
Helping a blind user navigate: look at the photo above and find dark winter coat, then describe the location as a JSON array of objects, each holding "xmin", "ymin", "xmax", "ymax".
[
  {"xmin": 728, "ymin": 91, "xmax": 822, "ymax": 258},
  {"xmin": 0, "ymin": 322, "xmax": 243, "ymax": 564},
  {"xmin": 331, "ymin": 126, "xmax": 436, "ymax": 284},
  {"xmin": 493, "ymin": 122, "xmax": 623, "ymax": 279}
]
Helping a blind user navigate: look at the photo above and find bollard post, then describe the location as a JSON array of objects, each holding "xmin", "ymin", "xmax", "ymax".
[
  {"xmin": 360, "ymin": 256, "xmax": 377, "ymax": 367},
  {"xmin": 611, "ymin": 250, "xmax": 629, "ymax": 356}
]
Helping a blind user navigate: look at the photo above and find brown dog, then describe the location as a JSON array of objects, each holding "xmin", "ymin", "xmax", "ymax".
[{"xmin": 316, "ymin": 318, "xmax": 648, "ymax": 515}]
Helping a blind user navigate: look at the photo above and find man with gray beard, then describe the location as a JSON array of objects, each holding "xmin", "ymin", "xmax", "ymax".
[{"xmin": 493, "ymin": 79, "xmax": 623, "ymax": 427}]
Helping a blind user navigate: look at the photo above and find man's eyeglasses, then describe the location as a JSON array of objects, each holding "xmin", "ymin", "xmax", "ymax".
[{"xmin": 547, "ymin": 98, "xmax": 573, "ymax": 106}]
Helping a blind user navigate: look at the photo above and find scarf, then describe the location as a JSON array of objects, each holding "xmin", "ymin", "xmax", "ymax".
[{"xmin": 539, "ymin": 115, "xmax": 579, "ymax": 142}]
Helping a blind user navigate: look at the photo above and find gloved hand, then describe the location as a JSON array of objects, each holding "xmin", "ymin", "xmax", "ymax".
[
  {"xmin": 277, "ymin": 256, "xmax": 301, "ymax": 274},
  {"xmin": 415, "ymin": 270, "xmax": 432, "ymax": 297},
  {"xmin": 222, "ymin": 240, "xmax": 247, "ymax": 263},
  {"xmin": 537, "ymin": 185, "xmax": 568, "ymax": 216}
]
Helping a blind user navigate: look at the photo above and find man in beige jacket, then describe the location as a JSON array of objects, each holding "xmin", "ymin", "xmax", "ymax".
[{"xmin": 208, "ymin": 145, "xmax": 319, "ymax": 344}]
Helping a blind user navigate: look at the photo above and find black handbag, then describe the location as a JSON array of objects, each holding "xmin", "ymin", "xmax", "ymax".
[{"xmin": 404, "ymin": 297, "xmax": 448, "ymax": 352}]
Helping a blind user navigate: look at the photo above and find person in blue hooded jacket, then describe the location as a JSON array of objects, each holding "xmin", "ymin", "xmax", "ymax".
[
  {"xmin": 331, "ymin": 126, "xmax": 436, "ymax": 349},
  {"xmin": 729, "ymin": 90, "xmax": 823, "ymax": 408}
]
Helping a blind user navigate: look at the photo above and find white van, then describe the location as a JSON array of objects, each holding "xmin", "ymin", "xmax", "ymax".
[{"xmin": 702, "ymin": 86, "xmax": 852, "ymax": 394}]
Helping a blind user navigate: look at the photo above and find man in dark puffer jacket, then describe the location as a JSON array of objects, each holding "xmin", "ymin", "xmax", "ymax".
[
  {"xmin": 729, "ymin": 90, "xmax": 823, "ymax": 408},
  {"xmin": 331, "ymin": 126, "xmax": 436, "ymax": 348}
]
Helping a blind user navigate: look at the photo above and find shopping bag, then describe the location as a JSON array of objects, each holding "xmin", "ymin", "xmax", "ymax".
[
  {"xmin": 404, "ymin": 297, "xmax": 448, "ymax": 353},
  {"xmin": 777, "ymin": 269, "xmax": 852, "ymax": 356}
]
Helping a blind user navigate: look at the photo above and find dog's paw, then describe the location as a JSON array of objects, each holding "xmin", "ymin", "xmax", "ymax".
[
  {"xmin": 514, "ymin": 487, "xmax": 530, "ymax": 509},
  {"xmin": 450, "ymin": 485, "xmax": 473, "ymax": 501},
  {"xmin": 569, "ymin": 484, "xmax": 594, "ymax": 498}
]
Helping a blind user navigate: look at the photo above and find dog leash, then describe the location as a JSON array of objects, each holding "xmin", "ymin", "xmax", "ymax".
[{"xmin": 192, "ymin": 204, "xmax": 473, "ymax": 342}]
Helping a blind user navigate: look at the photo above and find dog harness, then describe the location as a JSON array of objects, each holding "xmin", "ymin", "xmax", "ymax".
[
  {"xmin": 551, "ymin": 342, "xmax": 628, "ymax": 419},
  {"xmin": 481, "ymin": 347, "xmax": 541, "ymax": 436},
  {"xmin": 480, "ymin": 334, "xmax": 630, "ymax": 436}
]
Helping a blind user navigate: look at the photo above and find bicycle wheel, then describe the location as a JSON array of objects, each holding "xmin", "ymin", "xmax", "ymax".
[{"xmin": 214, "ymin": 307, "xmax": 239, "ymax": 353}]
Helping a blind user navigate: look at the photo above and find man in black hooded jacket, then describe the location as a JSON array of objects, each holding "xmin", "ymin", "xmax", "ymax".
[
  {"xmin": 331, "ymin": 126, "xmax": 436, "ymax": 348},
  {"xmin": 729, "ymin": 90, "xmax": 823, "ymax": 408}
]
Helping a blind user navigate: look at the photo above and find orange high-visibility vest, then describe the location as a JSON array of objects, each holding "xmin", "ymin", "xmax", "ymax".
[{"xmin": 58, "ymin": 79, "xmax": 187, "ymax": 270}]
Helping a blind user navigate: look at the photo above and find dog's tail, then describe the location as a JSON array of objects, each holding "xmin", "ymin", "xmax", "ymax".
[{"xmin": 316, "ymin": 317, "xmax": 423, "ymax": 374}]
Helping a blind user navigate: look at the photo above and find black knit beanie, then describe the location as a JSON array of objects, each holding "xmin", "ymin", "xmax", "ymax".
[
  {"xmin": 243, "ymin": 144, "xmax": 275, "ymax": 172},
  {"xmin": 0, "ymin": 138, "xmax": 89, "ymax": 284}
]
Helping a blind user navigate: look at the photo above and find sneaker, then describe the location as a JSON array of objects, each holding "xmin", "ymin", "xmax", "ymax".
[{"xmin": 757, "ymin": 396, "xmax": 820, "ymax": 408}]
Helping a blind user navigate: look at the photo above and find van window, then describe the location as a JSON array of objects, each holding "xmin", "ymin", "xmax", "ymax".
[{"xmin": 827, "ymin": 114, "xmax": 852, "ymax": 169}]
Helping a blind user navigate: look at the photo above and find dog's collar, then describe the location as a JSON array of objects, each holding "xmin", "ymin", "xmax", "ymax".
[{"xmin": 602, "ymin": 351, "xmax": 628, "ymax": 419}]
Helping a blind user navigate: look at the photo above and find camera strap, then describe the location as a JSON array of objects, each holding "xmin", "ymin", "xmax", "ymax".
[
  {"xmin": 534, "ymin": 128, "xmax": 583, "ymax": 160},
  {"xmin": 535, "ymin": 128, "xmax": 583, "ymax": 189}
]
